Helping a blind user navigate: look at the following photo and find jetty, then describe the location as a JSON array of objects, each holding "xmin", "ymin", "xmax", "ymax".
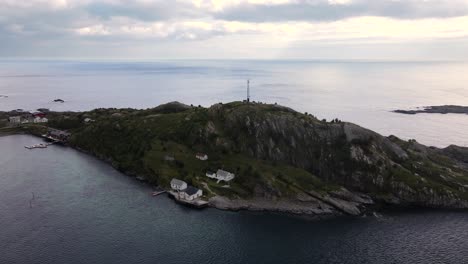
[
  {"xmin": 25, "ymin": 143, "xmax": 53, "ymax": 149},
  {"xmin": 152, "ymin": 187, "xmax": 167, "ymax": 196},
  {"xmin": 152, "ymin": 190, "xmax": 167, "ymax": 196}
]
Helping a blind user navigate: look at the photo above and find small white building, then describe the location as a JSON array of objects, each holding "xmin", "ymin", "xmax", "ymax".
[
  {"xmin": 183, "ymin": 186, "xmax": 203, "ymax": 201},
  {"xmin": 206, "ymin": 169, "xmax": 235, "ymax": 182},
  {"xmin": 33, "ymin": 117, "xmax": 48, "ymax": 123},
  {"xmin": 8, "ymin": 116, "xmax": 21, "ymax": 124},
  {"xmin": 206, "ymin": 171, "xmax": 216, "ymax": 179},
  {"xmin": 84, "ymin": 118, "xmax": 95, "ymax": 123},
  {"xmin": 216, "ymin": 169, "xmax": 235, "ymax": 181},
  {"xmin": 170, "ymin": 178, "xmax": 187, "ymax": 191},
  {"xmin": 196, "ymin": 153, "xmax": 208, "ymax": 161}
]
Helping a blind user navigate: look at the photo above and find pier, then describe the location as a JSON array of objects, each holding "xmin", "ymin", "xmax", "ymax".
[
  {"xmin": 24, "ymin": 142, "xmax": 54, "ymax": 149},
  {"xmin": 152, "ymin": 190, "xmax": 166, "ymax": 196}
]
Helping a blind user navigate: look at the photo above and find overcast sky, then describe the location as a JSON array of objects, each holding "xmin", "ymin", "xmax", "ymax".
[{"xmin": 1, "ymin": 0, "xmax": 468, "ymax": 60}]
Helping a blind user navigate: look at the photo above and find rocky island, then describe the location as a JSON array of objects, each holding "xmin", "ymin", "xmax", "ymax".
[
  {"xmin": 1, "ymin": 101, "xmax": 468, "ymax": 217},
  {"xmin": 393, "ymin": 105, "xmax": 468, "ymax": 115}
]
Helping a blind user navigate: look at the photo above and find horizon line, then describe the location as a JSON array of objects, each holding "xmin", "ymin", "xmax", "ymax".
[{"xmin": 0, "ymin": 57, "xmax": 466, "ymax": 64}]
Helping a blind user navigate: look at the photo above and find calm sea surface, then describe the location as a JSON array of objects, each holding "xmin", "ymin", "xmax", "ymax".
[
  {"xmin": 1, "ymin": 135, "xmax": 468, "ymax": 264},
  {"xmin": 0, "ymin": 59, "xmax": 467, "ymax": 147}
]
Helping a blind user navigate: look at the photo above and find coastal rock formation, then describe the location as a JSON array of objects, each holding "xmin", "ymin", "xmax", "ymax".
[
  {"xmin": 393, "ymin": 105, "xmax": 468, "ymax": 115},
  {"xmin": 3, "ymin": 101, "xmax": 468, "ymax": 216}
]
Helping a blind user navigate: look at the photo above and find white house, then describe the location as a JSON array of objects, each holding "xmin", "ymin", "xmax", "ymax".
[
  {"xmin": 170, "ymin": 178, "xmax": 187, "ymax": 191},
  {"xmin": 33, "ymin": 117, "xmax": 48, "ymax": 123},
  {"xmin": 216, "ymin": 169, "xmax": 235, "ymax": 181},
  {"xmin": 183, "ymin": 186, "xmax": 203, "ymax": 201},
  {"xmin": 195, "ymin": 153, "xmax": 208, "ymax": 161},
  {"xmin": 8, "ymin": 116, "xmax": 21, "ymax": 124},
  {"xmin": 84, "ymin": 118, "xmax": 95, "ymax": 123},
  {"xmin": 206, "ymin": 169, "xmax": 235, "ymax": 182}
]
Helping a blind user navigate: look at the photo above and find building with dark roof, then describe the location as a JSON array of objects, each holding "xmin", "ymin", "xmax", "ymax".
[{"xmin": 182, "ymin": 186, "xmax": 202, "ymax": 201}]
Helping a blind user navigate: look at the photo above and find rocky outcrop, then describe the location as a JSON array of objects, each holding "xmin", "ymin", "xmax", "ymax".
[
  {"xmin": 153, "ymin": 101, "xmax": 191, "ymax": 113},
  {"xmin": 208, "ymin": 196, "xmax": 339, "ymax": 216},
  {"xmin": 202, "ymin": 103, "xmax": 468, "ymax": 212},
  {"xmin": 441, "ymin": 145, "xmax": 468, "ymax": 168}
]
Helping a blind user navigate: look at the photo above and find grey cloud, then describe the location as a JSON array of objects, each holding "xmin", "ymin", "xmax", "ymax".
[
  {"xmin": 85, "ymin": 1, "xmax": 204, "ymax": 21},
  {"xmin": 0, "ymin": 1, "xmax": 208, "ymax": 42},
  {"xmin": 215, "ymin": 0, "xmax": 468, "ymax": 22}
]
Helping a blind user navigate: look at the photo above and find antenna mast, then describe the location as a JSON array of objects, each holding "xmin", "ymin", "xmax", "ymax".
[{"xmin": 247, "ymin": 79, "xmax": 250, "ymax": 103}]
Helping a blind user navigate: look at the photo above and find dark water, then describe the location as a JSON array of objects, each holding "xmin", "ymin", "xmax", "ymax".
[
  {"xmin": 1, "ymin": 59, "xmax": 468, "ymax": 147},
  {"xmin": 1, "ymin": 135, "xmax": 468, "ymax": 264}
]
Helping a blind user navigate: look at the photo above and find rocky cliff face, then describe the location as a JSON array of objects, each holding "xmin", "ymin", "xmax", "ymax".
[{"xmin": 199, "ymin": 103, "xmax": 468, "ymax": 212}]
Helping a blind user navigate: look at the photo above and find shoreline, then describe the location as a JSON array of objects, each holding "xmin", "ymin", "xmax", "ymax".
[
  {"xmin": 8, "ymin": 129, "xmax": 465, "ymax": 217},
  {"xmin": 2, "ymin": 101, "xmax": 468, "ymax": 217},
  {"xmin": 5, "ymin": 132, "xmax": 467, "ymax": 218},
  {"xmin": 0, "ymin": 132, "xmax": 347, "ymax": 217}
]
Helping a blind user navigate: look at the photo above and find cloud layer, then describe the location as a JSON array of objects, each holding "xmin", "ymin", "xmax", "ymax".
[
  {"xmin": 216, "ymin": 0, "xmax": 468, "ymax": 22},
  {"xmin": 1, "ymin": 0, "xmax": 468, "ymax": 59}
]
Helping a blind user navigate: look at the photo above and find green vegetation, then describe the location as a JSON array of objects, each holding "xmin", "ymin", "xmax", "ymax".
[{"xmin": 1, "ymin": 101, "xmax": 468, "ymax": 209}]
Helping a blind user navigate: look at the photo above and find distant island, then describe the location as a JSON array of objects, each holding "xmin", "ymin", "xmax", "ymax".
[
  {"xmin": 1, "ymin": 101, "xmax": 468, "ymax": 217},
  {"xmin": 393, "ymin": 105, "xmax": 468, "ymax": 115}
]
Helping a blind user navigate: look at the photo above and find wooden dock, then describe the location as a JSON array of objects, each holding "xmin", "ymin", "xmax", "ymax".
[{"xmin": 24, "ymin": 142, "xmax": 55, "ymax": 149}]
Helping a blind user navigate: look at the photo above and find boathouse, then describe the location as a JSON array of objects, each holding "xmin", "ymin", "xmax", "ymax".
[
  {"xmin": 47, "ymin": 129, "xmax": 71, "ymax": 141},
  {"xmin": 170, "ymin": 178, "xmax": 187, "ymax": 191},
  {"xmin": 183, "ymin": 186, "xmax": 203, "ymax": 201}
]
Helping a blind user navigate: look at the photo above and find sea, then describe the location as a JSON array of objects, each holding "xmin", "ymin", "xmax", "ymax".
[
  {"xmin": 0, "ymin": 59, "xmax": 467, "ymax": 147},
  {"xmin": 1, "ymin": 60, "xmax": 468, "ymax": 264}
]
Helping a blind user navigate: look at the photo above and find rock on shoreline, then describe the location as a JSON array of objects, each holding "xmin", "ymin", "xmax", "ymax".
[{"xmin": 208, "ymin": 196, "xmax": 339, "ymax": 216}]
